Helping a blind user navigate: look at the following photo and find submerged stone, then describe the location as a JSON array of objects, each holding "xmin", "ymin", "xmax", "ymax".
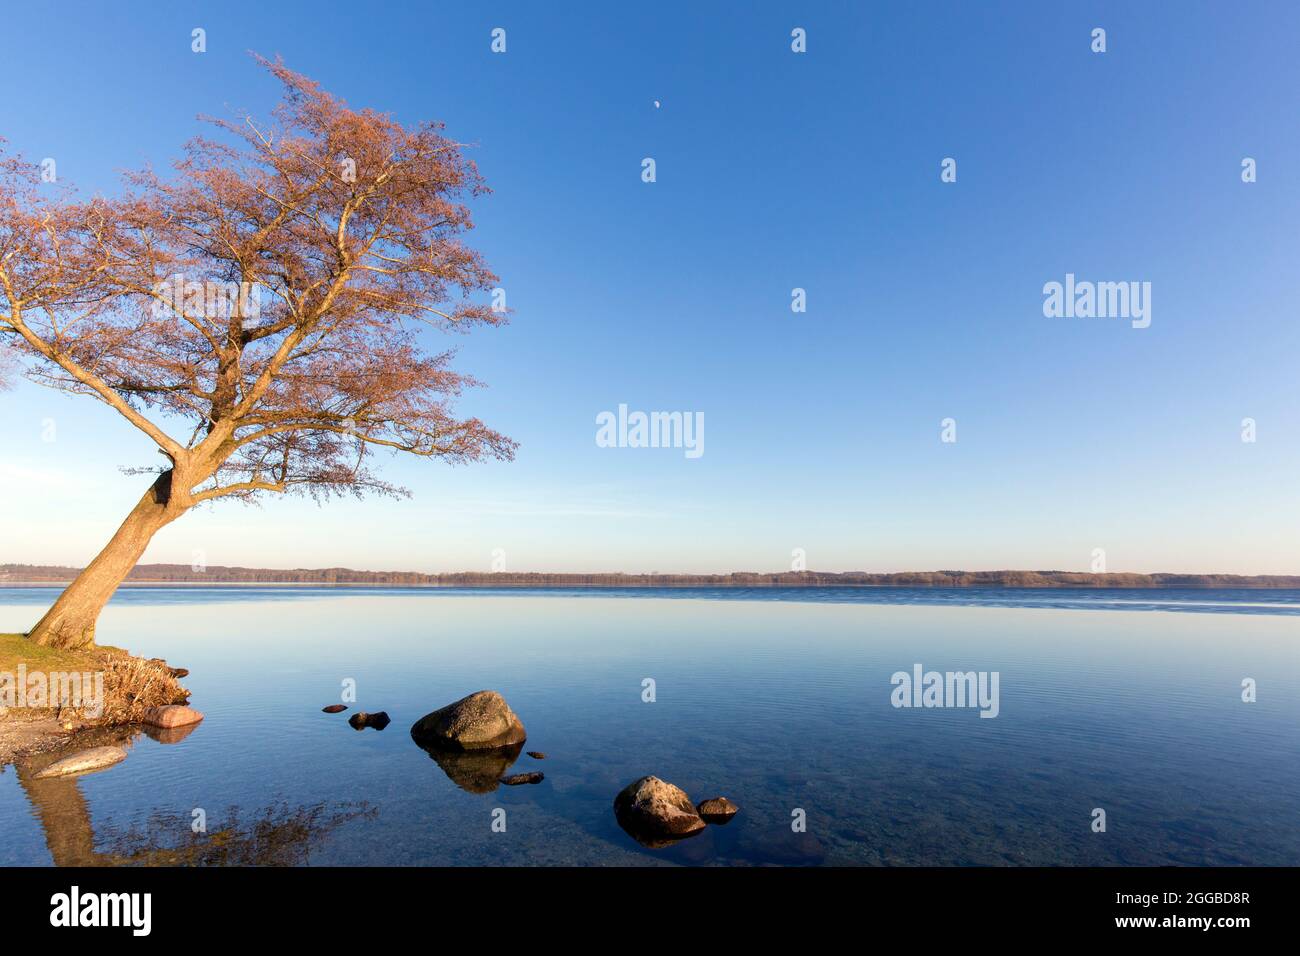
[
  {"xmin": 501, "ymin": 771, "xmax": 544, "ymax": 786},
  {"xmin": 34, "ymin": 746, "xmax": 128, "ymax": 779}
]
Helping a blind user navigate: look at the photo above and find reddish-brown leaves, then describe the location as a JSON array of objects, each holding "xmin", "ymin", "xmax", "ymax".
[{"xmin": 0, "ymin": 57, "xmax": 515, "ymax": 504}]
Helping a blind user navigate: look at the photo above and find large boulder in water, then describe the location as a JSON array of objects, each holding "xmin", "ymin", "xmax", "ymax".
[
  {"xmin": 410, "ymin": 691, "xmax": 526, "ymax": 751},
  {"xmin": 614, "ymin": 776, "xmax": 707, "ymax": 846}
]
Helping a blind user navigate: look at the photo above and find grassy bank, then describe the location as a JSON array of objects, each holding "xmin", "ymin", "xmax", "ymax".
[
  {"xmin": 0, "ymin": 632, "xmax": 192, "ymax": 763},
  {"xmin": 0, "ymin": 632, "xmax": 124, "ymax": 673}
]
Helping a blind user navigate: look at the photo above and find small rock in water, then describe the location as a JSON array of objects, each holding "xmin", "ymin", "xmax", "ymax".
[
  {"xmin": 501, "ymin": 771, "xmax": 544, "ymax": 786},
  {"xmin": 34, "ymin": 746, "xmax": 128, "ymax": 779},
  {"xmin": 349, "ymin": 711, "xmax": 391, "ymax": 731},
  {"xmin": 322, "ymin": 704, "xmax": 348, "ymax": 714},
  {"xmin": 142, "ymin": 705, "xmax": 204, "ymax": 729},
  {"xmin": 696, "ymin": 796, "xmax": 740, "ymax": 823},
  {"xmin": 526, "ymin": 751, "xmax": 547, "ymax": 760}
]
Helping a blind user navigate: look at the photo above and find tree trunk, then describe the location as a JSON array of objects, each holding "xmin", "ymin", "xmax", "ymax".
[{"xmin": 28, "ymin": 471, "xmax": 185, "ymax": 650}]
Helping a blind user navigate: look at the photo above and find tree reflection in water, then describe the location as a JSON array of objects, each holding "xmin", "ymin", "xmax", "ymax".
[{"xmin": 13, "ymin": 727, "xmax": 374, "ymax": 866}]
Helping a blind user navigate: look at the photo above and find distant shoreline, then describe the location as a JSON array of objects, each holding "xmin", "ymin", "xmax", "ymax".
[
  {"xmin": 3, "ymin": 583, "xmax": 1300, "ymax": 590},
  {"xmin": 3, "ymin": 565, "xmax": 1299, "ymax": 589}
]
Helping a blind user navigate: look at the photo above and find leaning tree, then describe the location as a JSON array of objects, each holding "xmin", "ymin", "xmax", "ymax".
[{"xmin": 0, "ymin": 58, "xmax": 514, "ymax": 649}]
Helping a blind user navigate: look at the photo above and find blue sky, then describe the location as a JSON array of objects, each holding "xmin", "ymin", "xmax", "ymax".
[{"xmin": 2, "ymin": 1, "xmax": 1298, "ymax": 574}]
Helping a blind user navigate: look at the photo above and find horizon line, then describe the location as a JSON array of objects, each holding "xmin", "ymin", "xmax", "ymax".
[{"xmin": 4, "ymin": 563, "xmax": 1300, "ymax": 588}]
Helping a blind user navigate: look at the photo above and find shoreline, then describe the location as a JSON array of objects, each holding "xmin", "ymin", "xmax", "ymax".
[
  {"xmin": 5, "ymin": 581, "xmax": 1300, "ymax": 590},
  {"xmin": 6, "ymin": 564, "xmax": 1300, "ymax": 590},
  {"xmin": 0, "ymin": 713, "xmax": 85, "ymax": 765},
  {"xmin": 0, "ymin": 634, "xmax": 192, "ymax": 766}
]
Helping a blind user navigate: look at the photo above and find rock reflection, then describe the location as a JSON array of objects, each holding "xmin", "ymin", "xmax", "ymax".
[
  {"xmin": 412, "ymin": 739, "xmax": 524, "ymax": 793},
  {"xmin": 141, "ymin": 722, "xmax": 201, "ymax": 745},
  {"xmin": 614, "ymin": 820, "xmax": 705, "ymax": 850},
  {"xmin": 13, "ymin": 725, "xmax": 373, "ymax": 866},
  {"xmin": 612, "ymin": 806, "xmax": 708, "ymax": 850}
]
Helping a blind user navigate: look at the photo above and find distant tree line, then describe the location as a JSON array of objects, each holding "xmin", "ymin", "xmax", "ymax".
[{"xmin": 2, "ymin": 565, "xmax": 1297, "ymax": 588}]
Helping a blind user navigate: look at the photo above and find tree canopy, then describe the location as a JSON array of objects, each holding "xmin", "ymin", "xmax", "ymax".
[{"xmin": 0, "ymin": 56, "xmax": 514, "ymax": 504}]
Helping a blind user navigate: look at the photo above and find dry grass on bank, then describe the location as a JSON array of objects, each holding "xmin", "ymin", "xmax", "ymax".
[{"xmin": 0, "ymin": 632, "xmax": 190, "ymax": 725}]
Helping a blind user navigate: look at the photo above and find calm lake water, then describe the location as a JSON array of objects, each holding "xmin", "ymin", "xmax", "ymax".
[{"xmin": 1, "ymin": 586, "xmax": 1297, "ymax": 866}]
